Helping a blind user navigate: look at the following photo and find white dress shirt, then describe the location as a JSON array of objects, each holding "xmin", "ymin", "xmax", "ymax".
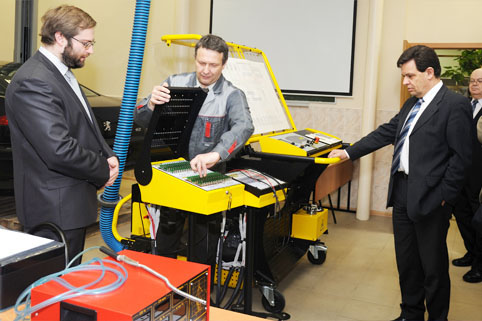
[{"xmin": 398, "ymin": 81, "xmax": 443, "ymax": 174}]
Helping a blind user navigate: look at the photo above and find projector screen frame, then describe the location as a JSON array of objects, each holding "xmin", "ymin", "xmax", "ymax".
[{"xmin": 209, "ymin": 0, "xmax": 358, "ymax": 99}]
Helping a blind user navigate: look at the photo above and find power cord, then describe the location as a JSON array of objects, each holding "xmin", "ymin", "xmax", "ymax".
[
  {"xmin": 99, "ymin": 247, "xmax": 206, "ymax": 305},
  {"xmin": 13, "ymin": 246, "xmax": 127, "ymax": 321}
]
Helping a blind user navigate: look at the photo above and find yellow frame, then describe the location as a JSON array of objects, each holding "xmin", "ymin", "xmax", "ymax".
[
  {"xmin": 161, "ymin": 34, "xmax": 296, "ymax": 144},
  {"xmin": 161, "ymin": 34, "xmax": 341, "ymax": 165}
]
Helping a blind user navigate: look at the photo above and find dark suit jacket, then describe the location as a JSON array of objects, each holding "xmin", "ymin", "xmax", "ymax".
[
  {"xmin": 5, "ymin": 51, "xmax": 115, "ymax": 230},
  {"xmin": 347, "ymin": 84, "xmax": 473, "ymax": 222},
  {"xmin": 462, "ymin": 106, "xmax": 482, "ymax": 209}
]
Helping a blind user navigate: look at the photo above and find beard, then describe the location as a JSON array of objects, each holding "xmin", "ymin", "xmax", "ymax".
[{"xmin": 62, "ymin": 43, "xmax": 85, "ymax": 69}]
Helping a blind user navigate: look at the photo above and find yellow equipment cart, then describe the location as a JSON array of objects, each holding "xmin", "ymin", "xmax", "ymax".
[{"xmin": 112, "ymin": 34, "xmax": 343, "ymax": 318}]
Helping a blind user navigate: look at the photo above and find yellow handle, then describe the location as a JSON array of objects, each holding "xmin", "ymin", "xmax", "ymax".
[
  {"xmin": 314, "ymin": 157, "xmax": 341, "ymax": 165},
  {"xmin": 112, "ymin": 193, "xmax": 132, "ymax": 242}
]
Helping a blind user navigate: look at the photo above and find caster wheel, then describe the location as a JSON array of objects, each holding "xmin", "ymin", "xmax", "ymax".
[
  {"xmin": 261, "ymin": 289, "xmax": 285, "ymax": 313},
  {"xmin": 308, "ymin": 249, "xmax": 326, "ymax": 265}
]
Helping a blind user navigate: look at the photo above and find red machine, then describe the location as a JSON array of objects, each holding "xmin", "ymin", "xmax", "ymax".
[{"xmin": 30, "ymin": 250, "xmax": 210, "ymax": 321}]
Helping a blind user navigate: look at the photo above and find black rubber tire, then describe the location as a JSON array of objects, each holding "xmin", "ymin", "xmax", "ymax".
[
  {"xmin": 307, "ymin": 249, "xmax": 327, "ymax": 265},
  {"xmin": 261, "ymin": 289, "xmax": 285, "ymax": 313}
]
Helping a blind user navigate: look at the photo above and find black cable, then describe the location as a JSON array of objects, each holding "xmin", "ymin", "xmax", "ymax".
[
  {"xmin": 237, "ymin": 169, "xmax": 274, "ymax": 190},
  {"xmin": 138, "ymin": 202, "xmax": 148, "ymax": 236},
  {"xmin": 236, "ymin": 169, "xmax": 285, "ymax": 218},
  {"xmin": 235, "ymin": 287, "xmax": 244, "ymax": 306},
  {"xmin": 27, "ymin": 222, "xmax": 69, "ymax": 268},
  {"xmin": 215, "ymin": 232, "xmax": 224, "ymax": 306},
  {"xmin": 255, "ymin": 170, "xmax": 287, "ymax": 218},
  {"xmin": 223, "ymin": 266, "xmax": 245, "ymax": 310},
  {"xmin": 261, "ymin": 171, "xmax": 287, "ymax": 203},
  {"xmin": 219, "ymin": 266, "xmax": 235, "ymax": 304}
]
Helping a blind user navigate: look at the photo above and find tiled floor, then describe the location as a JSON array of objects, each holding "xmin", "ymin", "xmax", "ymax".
[{"xmin": 84, "ymin": 208, "xmax": 482, "ymax": 321}]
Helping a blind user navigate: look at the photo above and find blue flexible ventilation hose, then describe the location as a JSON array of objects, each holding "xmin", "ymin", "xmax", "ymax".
[{"xmin": 100, "ymin": 0, "xmax": 151, "ymax": 251}]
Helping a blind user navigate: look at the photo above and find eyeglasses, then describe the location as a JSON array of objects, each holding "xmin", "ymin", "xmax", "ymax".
[
  {"xmin": 71, "ymin": 37, "xmax": 95, "ymax": 49},
  {"xmin": 469, "ymin": 78, "xmax": 482, "ymax": 85}
]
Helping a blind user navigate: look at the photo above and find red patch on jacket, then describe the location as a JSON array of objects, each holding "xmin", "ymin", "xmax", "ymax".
[
  {"xmin": 205, "ymin": 121, "xmax": 212, "ymax": 138},
  {"xmin": 228, "ymin": 141, "xmax": 237, "ymax": 154}
]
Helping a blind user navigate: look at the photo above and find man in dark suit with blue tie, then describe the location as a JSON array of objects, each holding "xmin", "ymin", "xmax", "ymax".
[
  {"xmin": 5, "ymin": 5, "xmax": 119, "ymax": 266},
  {"xmin": 329, "ymin": 45, "xmax": 473, "ymax": 321},
  {"xmin": 452, "ymin": 67, "xmax": 482, "ymax": 283}
]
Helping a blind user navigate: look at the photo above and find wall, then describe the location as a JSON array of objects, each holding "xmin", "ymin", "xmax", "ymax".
[
  {"xmin": 405, "ymin": 0, "xmax": 482, "ymax": 43},
  {"xmin": 35, "ymin": 0, "xmax": 210, "ymax": 98},
  {"xmin": 0, "ymin": 1, "xmax": 15, "ymax": 62}
]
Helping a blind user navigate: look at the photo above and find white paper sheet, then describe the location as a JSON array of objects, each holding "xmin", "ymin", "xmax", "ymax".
[
  {"xmin": 0, "ymin": 229, "xmax": 55, "ymax": 261},
  {"xmin": 222, "ymin": 58, "xmax": 292, "ymax": 135}
]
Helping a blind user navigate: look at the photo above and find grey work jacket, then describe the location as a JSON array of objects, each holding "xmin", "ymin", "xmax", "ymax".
[{"xmin": 135, "ymin": 72, "xmax": 254, "ymax": 161}]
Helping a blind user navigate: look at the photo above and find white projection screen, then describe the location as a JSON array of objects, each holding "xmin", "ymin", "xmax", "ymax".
[{"xmin": 210, "ymin": 0, "xmax": 357, "ymax": 98}]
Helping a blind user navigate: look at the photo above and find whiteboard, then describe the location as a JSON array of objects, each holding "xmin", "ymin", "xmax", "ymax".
[
  {"xmin": 222, "ymin": 58, "xmax": 292, "ymax": 135},
  {"xmin": 210, "ymin": 0, "xmax": 357, "ymax": 97}
]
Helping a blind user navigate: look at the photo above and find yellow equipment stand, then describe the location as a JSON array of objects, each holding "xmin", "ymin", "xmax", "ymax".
[{"xmin": 110, "ymin": 34, "xmax": 342, "ymax": 318}]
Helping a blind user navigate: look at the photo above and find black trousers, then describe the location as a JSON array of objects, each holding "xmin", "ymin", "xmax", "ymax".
[
  {"xmin": 392, "ymin": 173, "xmax": 451, "ymax": 321},
  {"xmin": 473, "ymin": 230, "xmax": 482, "ymax": 270},
  {"xmin": 453, "ymin": 189, "xmax": 482, "ymax": 270},
  {"xmin": 27, "ymin": 225, "xmax": 87, "ymax": 267},
  {"xmin": 155, "ymin": 207, "xmax": 221, "ymax": 269},
  {"xmin": 453, "ymin": 189, "xmax": 478, "ymax": 255}
]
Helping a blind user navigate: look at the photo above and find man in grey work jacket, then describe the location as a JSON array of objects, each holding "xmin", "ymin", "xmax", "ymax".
[{"xmin": 134, "ymin": 35, "xmax": 254, "ymax": 269}]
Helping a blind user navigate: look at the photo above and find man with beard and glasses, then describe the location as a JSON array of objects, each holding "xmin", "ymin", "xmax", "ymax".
[{"xmin": 5, "ymin": 5, "xmax": 118, "ymax": 266}]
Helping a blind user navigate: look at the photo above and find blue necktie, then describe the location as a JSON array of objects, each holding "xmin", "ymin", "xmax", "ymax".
[
  {"xmin": 391, "ymin": 98, "xmax": 423, "ymax": 176},
  {"xmin": 472, "ymin": 100, "xmax": 478, "ymax": 113}
]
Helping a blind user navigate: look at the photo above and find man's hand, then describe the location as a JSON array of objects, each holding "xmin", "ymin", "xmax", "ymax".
[
  {"xmin": 328, "ymin": 149, "xmax": 348, "ymax": 160},
  {"xmin": 105, "ymin": 156, "xmax": 119, "ymax": 186},
  {"xmin": 190, "ymin": 152, "xmax": 221, "ymax": 177},
  {"xmin": 147, "ymin": 82, "xmax": 171, "ymax": 110}
]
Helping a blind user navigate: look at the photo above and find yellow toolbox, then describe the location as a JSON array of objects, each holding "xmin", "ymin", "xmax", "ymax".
[{"xmin": 291, "ymin": 206, "xmax": 328, "ymax": 241}]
